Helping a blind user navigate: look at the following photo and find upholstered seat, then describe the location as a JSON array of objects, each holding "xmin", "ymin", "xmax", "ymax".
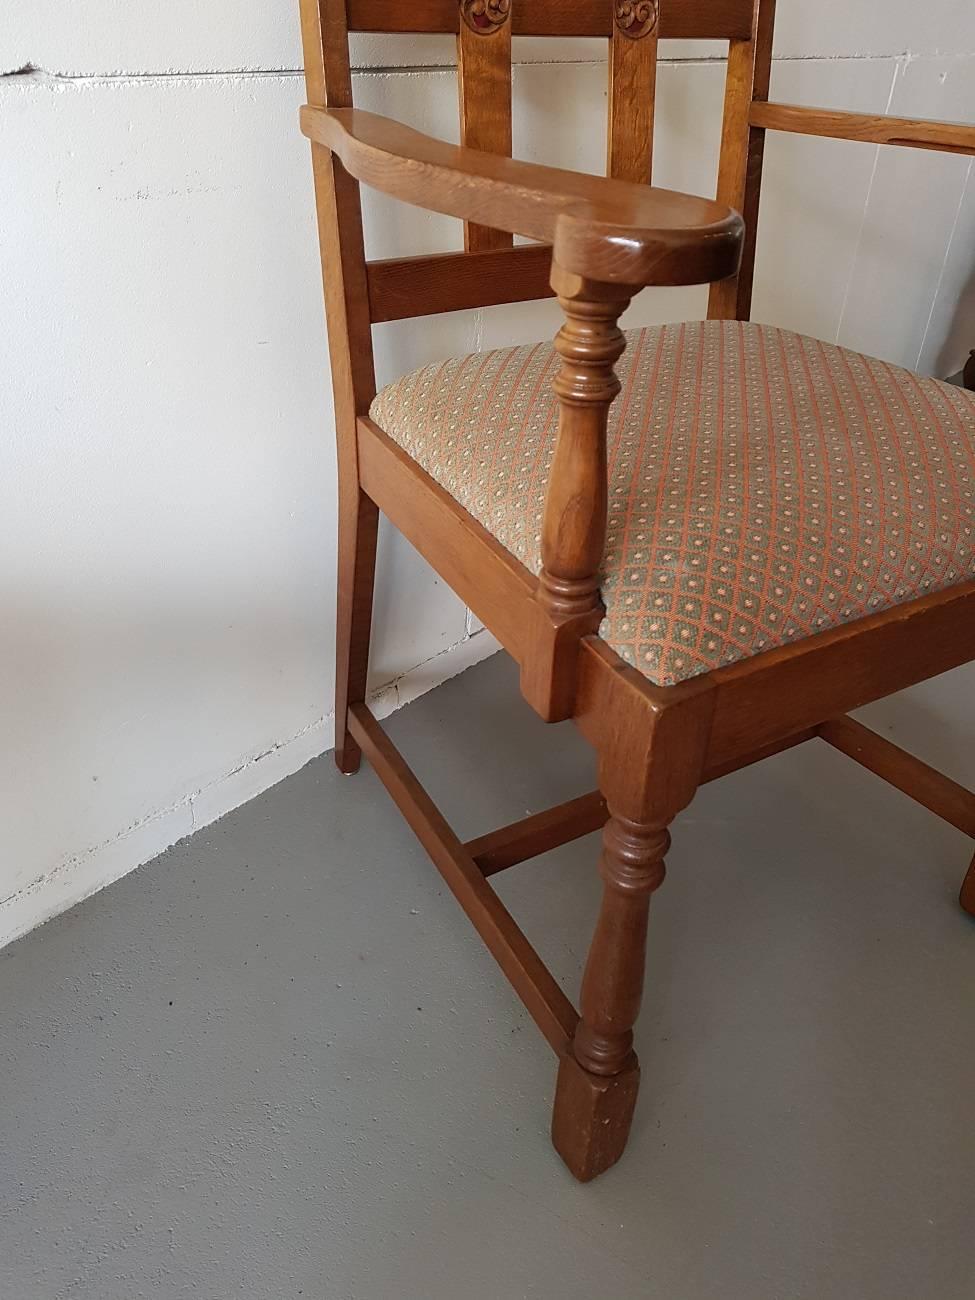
[{"xmin": 372, "ymin": 320, "xmax": 975, "ymax": 687}]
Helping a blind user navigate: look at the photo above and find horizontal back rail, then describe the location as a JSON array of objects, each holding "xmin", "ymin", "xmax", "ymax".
[
  {"xmin": 367, "ymin": 244, "xmax": 554, "ymax": 322},
  {"xmin": 346, "ymin": 0, "xmax": 755, "ymax": 40},
  {"xmin": 750, "ymin": 102, "xmax": 975, "ymax": 156}
]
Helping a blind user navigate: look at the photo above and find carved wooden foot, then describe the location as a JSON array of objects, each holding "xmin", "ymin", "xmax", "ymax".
[
  {"xmin": 552, "ymin": 813, "xmax": 669, "ymax": 1181},
  {"xmin": 552, "ymin": 1052, "xmax": 641, "ymax": 1182},
  {"xmin": 961, "ymin": 853, "xmax": 975, "ymax": 917}
]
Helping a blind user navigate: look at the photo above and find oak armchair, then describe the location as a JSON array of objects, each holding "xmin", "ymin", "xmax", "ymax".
[{"xmin": 298, "ymin": 0, "xmax": 975, "ymax": 1181}]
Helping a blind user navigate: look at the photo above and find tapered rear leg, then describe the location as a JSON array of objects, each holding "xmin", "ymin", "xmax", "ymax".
[
  {"xmin": 961, "ymin": 853, "xmax": 975, "ymax": 917},
  {"xmin": 334, "ymin": 486, "xmax": 379, "ymax": 774},
  {"xmin": 551, "ymin": 811, "xmax": 671, "ymax": 1181}
]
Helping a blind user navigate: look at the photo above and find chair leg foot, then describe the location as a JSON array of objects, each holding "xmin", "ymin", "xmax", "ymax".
[
  {"xmin": 961, "ymin": 854, "xmax": 975, "ymax": 917},
  {"xmin": 550, "ymin": 812, "xmax": 670, "ymax": 1181},
  {"xmin": 551, "ymin": 1051, "xmax": 641, "ymax": 1182},
  {"xmin": 334, "ymin": 740, "xmax": 362, "ymax": 776}
]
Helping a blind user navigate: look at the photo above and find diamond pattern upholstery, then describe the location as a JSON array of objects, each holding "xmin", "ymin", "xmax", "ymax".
[{"xmin": 371, "ymin": 321, "xmax": 975, "ymax": 687}]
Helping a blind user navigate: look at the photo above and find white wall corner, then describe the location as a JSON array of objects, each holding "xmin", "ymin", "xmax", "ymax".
[{"xmin": 0, "ymin": 630, "xmax": 501, "ymax": 954}]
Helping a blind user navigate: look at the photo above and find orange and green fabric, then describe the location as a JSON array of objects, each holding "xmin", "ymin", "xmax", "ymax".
[{"xmin": 371, "ymin": 320, "xmax": 975, "ymax": 687}]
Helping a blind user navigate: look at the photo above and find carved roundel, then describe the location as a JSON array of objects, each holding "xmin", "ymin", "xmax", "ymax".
[
  {"xmin": 459, "ymin": 0, "xmax": 511, "ymax": 35},
  {"xmin": 615, "ymin": 0, "xmax": 659, "ymax": 39}
]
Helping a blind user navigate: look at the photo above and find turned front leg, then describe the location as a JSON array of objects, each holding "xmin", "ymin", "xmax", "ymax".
[{"xmin": 552, "ymin": 812, "xmax": 670, "ymax": 1181}]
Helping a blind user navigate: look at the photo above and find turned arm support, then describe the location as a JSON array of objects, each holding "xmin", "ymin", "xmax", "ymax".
[
  {"xmin": 299, "ymin": 106, "xmax": 743, "ymax": 287},
  {"xmin": 539, "ymin": 267, "xmax": 632, "ymax": 622}
]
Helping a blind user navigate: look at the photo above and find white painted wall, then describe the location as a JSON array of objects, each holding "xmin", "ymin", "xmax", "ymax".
[{"xmin": 2, "ymin": 3, "xmax": 974, "ymax": 949}]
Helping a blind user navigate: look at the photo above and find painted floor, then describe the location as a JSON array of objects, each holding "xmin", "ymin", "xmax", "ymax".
[{"xmin": 2, "ymin": 653, "xmax": 974, "ymax": 1300}]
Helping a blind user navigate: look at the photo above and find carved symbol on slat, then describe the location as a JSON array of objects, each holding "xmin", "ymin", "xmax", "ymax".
[
  {"xmin": 614, "ymin": 0, "xmax": 659, "ymax": 39},
  {"xmin": 459, "ymin": 0, "xmax": 511, "ymax": 35}
]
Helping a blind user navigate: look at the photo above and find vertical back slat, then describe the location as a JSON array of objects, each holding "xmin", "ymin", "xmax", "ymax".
[
  {"xmin": 457, "ymin": 0, "xmax": 514, "ymax": 251},
  {"xmin": 707, "ymin": 0, "xmax": 775, "ymax": 320},
  {"xmin": 607, "ymin": 2, "xmax": 659, "ymax": 183}
]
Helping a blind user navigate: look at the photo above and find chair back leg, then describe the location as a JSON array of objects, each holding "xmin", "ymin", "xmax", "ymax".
[
  {"xmin": 334, "ymin": 487, "xmax": 380, "ymax": 774},
  {"xmin": 961, "ymin": 854, "xmax": 975, "ymax": 917}
]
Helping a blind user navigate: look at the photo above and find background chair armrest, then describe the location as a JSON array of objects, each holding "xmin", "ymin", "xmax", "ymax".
[
  {"xmin": 299, "ymin": 106, "xmax": 744, "ymax": 288},
  {"xmin": 749, "ymin": 103, "xmax": 975, "ymax": 156}
]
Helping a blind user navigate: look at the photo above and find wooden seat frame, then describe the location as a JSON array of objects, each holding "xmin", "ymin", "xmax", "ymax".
[{"xmin": 298, "ymin": 0, "xmax": 975, "ymax": 1181}]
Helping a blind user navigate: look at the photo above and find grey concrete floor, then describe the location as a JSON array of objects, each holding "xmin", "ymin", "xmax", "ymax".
[{"xmin": 2, "ymin": 653, "xmax": 974, "ymax": 1300}]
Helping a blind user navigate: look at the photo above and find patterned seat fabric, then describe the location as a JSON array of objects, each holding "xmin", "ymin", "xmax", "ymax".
[{"xmin": 371, "ymin": 321, "xmax": 975, "ymax": 687}]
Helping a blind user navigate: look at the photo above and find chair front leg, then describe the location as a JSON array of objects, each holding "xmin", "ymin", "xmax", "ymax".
[
  {"xmin": 552, "ymin": 661, "xmax": 714, "ymax": 1181},
  {"xmin": 551, "ymin": 809, "xmax": 671, "ymax": 1182}
]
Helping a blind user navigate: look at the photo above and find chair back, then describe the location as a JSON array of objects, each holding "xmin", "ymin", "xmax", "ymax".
[{"xmin": 300, "ymin": 0, "xmax": 774, "ymax": 331}]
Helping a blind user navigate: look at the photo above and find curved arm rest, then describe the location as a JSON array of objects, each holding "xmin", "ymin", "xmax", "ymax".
[{"xmin": 300, "ymin": 106, "xmax": 744, "ymax": 288}]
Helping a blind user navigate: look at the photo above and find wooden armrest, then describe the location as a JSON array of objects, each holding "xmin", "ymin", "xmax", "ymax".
[
  {"xmin": 300, "ymin": 106, "xmax": 744, "ymax": 287},
  {"xmin": 750, "ymin": 103, "xmax": 975, "ymax": 157}
]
